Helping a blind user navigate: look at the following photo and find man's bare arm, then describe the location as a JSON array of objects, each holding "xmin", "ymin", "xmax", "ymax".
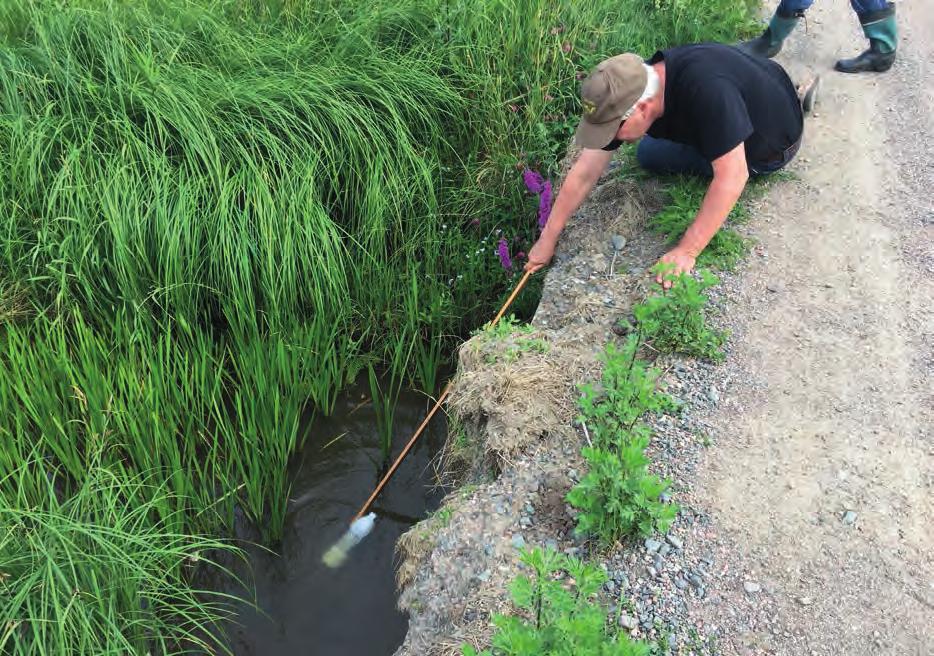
[
  {"xmin": 525, "ymin": 148, "xmax": 613, "ymax": 272},
  {"xmin": 657, "ymin": 142, "xmax": 749, "ymax": 285}
]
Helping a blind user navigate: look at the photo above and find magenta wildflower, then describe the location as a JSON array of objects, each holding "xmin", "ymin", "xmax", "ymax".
[
  {"xmin": 521, "ymin": 168, "xmax": 553, "ymax": 231},
  {"xmin": 516, "ymin": 251, "xmax": 527, "ymax": 260},
  {"xmin": 523, "ymin": 169, "xmax": 545, "ymax": 194},
  {"xmin": 538, "ymin": 180, "xmax": 553, "ymax": 230},
  {"xmin": 496, "ymin": 238, "xmax": 512, "ymax": 269}
]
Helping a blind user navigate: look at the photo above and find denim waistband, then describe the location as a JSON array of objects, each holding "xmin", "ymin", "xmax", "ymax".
[{"xmin": 749, "ymin": 136, "xmax": 801, "ymax": 175}]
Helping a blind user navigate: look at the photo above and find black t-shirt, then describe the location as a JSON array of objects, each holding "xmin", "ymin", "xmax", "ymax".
[{"xmin": 612, "ymin": 44, "xmax": 803, "ymax": 164}]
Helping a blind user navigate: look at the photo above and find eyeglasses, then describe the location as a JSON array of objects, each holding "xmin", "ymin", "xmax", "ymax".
[{"xmin": 601, "ymin": 118, "xmax": 627, "ymax": 151}]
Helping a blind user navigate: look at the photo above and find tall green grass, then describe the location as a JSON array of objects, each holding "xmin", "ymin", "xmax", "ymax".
[
  {"xmin": 0, "ymin": 312, "xmax": 341, "ymax": 541},
  {"xmin": 0, "ymin": 0, "xmax": 758, "ymax": 652},
  {"xmin": 0, "ymin": 457, "xmax": 242, "ymax": 655}
]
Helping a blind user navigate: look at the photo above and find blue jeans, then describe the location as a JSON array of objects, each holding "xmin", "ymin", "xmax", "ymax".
[
  {"xmin": 636, "ymin": 136, "xmax": 797, "ymax": 178},
  {"xmin": 778, "ymin": 0, "xmax": 889, "ymax": 17}
]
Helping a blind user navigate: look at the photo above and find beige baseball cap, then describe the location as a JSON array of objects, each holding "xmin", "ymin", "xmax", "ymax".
[{"xmin": 575, "ymin": 54, "xmax": 649, "ymax": 149}]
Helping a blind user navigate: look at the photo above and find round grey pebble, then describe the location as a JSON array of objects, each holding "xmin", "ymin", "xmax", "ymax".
[
  {"xmin": 611, "ymin": 234, "xmax": 627, "ymax": 251},
  {"xmin": 618, "ymin": 572, "xmax": 630, "ymax": 589},
  {"xmin": 619, "ymin": 614, "xmax": 638, "ymax": 630},
  {"xmin": 706, "ymin": 387, "xmax": 720, "ymax": 404},
  {"xmin": 743, "ymin": 581, "xmax": 761, "ymax": 594},
  {"xmin": 511, "ymin": 534, "xmax": 526, "ymax": 549}
]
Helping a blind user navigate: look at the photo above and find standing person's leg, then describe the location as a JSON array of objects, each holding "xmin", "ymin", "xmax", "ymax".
[
  {"xmin": 738, "ymin": 0, "xmax": 815, "ymax": 59},
  {"xmin": 836, "ymin": 0, "xmax": 897, "ymax": 73},
  {"xmin": 636, "ymin": 136, "xmax": 713, "ymax": 177}
]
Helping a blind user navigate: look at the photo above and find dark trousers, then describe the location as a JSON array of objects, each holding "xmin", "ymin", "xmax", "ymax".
[
  {"xmin": 778, "ymin": 0, "xmax": 890, "ymax": 18},
  {"xmin": 636, "ymin": 136, "xmax": 800, "ymax": 178}
]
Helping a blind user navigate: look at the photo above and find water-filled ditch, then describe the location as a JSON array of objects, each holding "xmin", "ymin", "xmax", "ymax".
[{"xmin": 210, "ymin": 378, "xmax": 448, "ymax": 655}]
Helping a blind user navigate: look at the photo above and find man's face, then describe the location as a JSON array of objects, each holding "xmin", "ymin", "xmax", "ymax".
[{"xmin": 613, "ymin": 101, "xmax": 653, "ymax": 143}]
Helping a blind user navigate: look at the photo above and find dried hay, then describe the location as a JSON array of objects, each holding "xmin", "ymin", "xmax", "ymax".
[{"xmin": 442, "ymin": 325, "xmax": 599, "ymax": 477}]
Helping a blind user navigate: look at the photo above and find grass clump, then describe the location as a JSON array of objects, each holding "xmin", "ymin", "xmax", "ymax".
[
  {"xmin": 462, "ymin": 547, "xmax": 650, "ymax": 656},
  {"xmin": 0, "ymin": 458, "xmax": 241, "ymax": 655},
  {"xmin": 0, "ymin": 313, "xmax": 317, "ymax": 543},
  {"xmin": 474, "ymin": 315, "xmax": 549, "ymax": 365},
  {"xmin": 566, "ymin": 338, "xmax": 678, "ymax": 544}
]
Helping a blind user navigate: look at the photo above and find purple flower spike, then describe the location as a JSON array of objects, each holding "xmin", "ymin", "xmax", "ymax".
[
  {"xmin": 523, "ymin": 169, "xmax": 545, "ymax": 194},
  {"xmin": 496, "ymin": 238, "xmax": 513, "ymax": 269},
  {"xmin": 538, "ymin": 180, "xmax": 553, "ymax": 229}
]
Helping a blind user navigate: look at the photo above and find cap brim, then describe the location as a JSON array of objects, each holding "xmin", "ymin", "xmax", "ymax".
[{"xmin": 574, "ymin": 117, "xmax": 621, "ymax": 149}]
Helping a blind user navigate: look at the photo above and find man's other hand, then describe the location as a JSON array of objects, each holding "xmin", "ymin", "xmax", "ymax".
[
  {"xmin": 656, "ymin": 247, "xmax": 696, "ymax": 288},
  {"xmin": 525, "ymin": 235, "xmax": 557, "ymax": 273}
]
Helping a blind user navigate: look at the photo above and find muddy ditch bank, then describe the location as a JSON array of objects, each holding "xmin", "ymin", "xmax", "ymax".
[{"xmin": 390, "ymin": 152, "xmax": 731, "ymax": 654}]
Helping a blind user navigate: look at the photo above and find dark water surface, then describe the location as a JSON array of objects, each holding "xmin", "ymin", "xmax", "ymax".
[{"xmin": 218, "ymin": 380, "xmax": 447, "ymax": 656}]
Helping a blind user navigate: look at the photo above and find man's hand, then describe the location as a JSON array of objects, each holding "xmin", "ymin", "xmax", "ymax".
[
  {"xmin": 525, "ymin": 235, "xmax": 557, "ymax": 273},
  {"xmin": 656, "ymin": 247, "xmax": 696, "ymax": 288}
]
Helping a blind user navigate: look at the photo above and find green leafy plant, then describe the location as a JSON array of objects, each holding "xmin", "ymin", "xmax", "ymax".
[
  {"xmin": 462, "ymin": 548, "xmax": 650, "ymax": 656},
  {"xmin": 566, "ymin": 337, "xmax": 678, "ymax": 544},
  {"xmin": 632, "ymin": 267, "xmax": 727, "ymax": 362}
]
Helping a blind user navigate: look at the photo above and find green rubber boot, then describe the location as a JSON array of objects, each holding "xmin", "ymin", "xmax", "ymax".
[
  {"xmin": 836, "ymin": 4, "xmax": 897, "ymax": 73},
  {"xmin": 738, "ymin": 10, "xmax": 800, "ymax": 59}
]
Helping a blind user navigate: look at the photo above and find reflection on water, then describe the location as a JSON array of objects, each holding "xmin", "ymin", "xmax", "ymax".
[{"xmin": 217, "ymin": 379, "xmax": 447, "ymax": 656}]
